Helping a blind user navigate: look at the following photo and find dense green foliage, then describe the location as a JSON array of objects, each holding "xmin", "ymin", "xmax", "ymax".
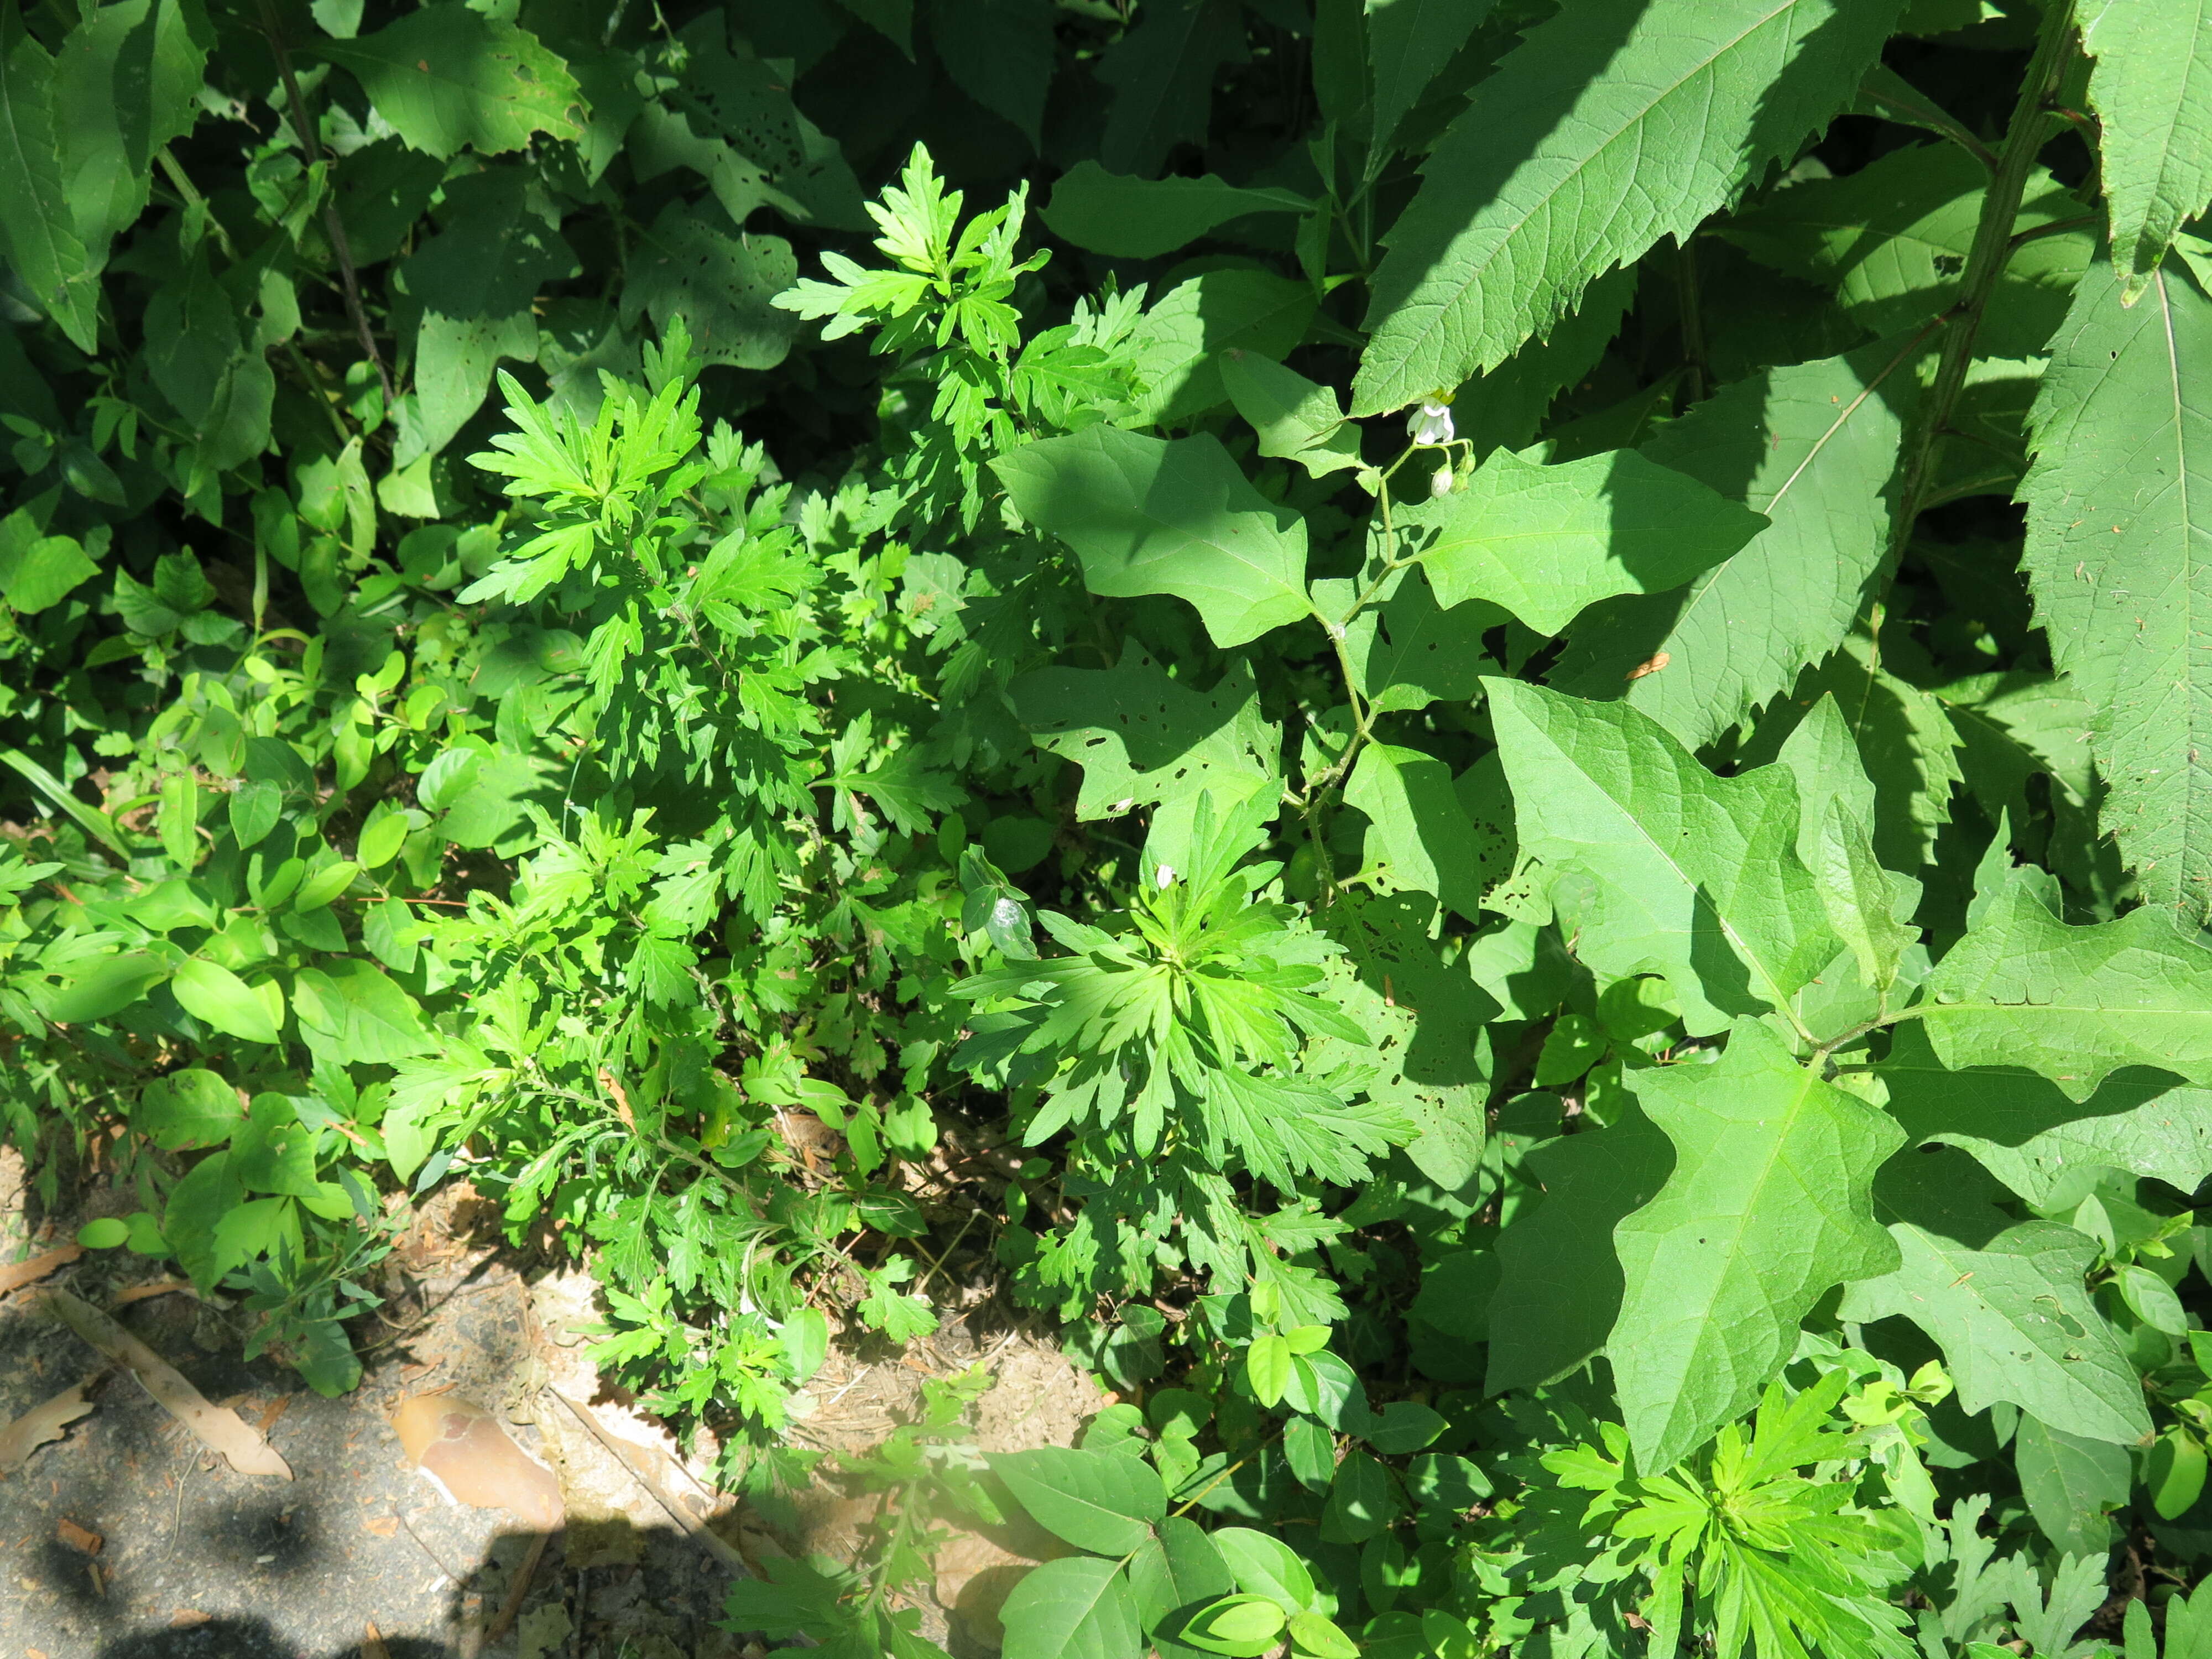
[{"xmin": 15, "ymin": 0, "xmax": 2212, "ymax": 1655}]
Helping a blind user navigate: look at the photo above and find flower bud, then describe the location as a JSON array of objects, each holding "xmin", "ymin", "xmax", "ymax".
[{"xmin": 1431, "ymin": 465, "xmax": 1453, "ymax": 498}]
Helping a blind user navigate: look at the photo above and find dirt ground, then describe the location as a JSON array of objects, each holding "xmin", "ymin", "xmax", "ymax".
[{"xmin": 0, "ymin": 1160, "xmax": 1106, "ymax": 1658}]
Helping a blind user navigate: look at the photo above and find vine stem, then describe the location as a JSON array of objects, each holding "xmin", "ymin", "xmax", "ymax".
[
  {"xmin": 254, "ymin": 0, "xmax": 395, "ymax": 409},
  {"xmin": 1888, "ymin": 0, "xmax": 2078, "ymax": 554}
]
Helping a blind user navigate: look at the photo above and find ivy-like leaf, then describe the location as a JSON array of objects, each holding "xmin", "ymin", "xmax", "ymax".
[
  {"xmin": 1400, "ymin": 446, "xmax": 1766, "ymax": 636},
  {"xmin": 1609, "ymin": 1019, "xmax": 1902, "ymax": 1473},
  {"xmin": 1919, "ymin": 878, "xmax": 2212, "ymax": 1101},
  {"xmin": 1485, "ymin": 679, "xmax": 1841, "ymax": 1036},
  {"xmin": 1042, "ymin": 163, "xmax": 1311, "ymax": 259},
  {"xmin": 996, "ymin": 428, "xmax": 1311, "ymax": 647}
]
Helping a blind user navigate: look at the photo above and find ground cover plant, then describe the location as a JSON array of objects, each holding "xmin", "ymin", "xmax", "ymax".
[{"xmin": 16, "ymin": 0, "xmax": 2212, "ymax": 1653}]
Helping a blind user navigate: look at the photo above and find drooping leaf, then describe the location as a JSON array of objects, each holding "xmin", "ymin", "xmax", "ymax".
[
  {"xmin": 1880, "ymin": 1022, "xmax": 2212, "ymax": 1208},
  {"xmin": 1220, "ymin": 351, "xmax": 1364, "ymax": 478},
  {"xmin": 1548, "ymin": 342, "xmax": 1918, "ymax": 747},
  {"xmin": 2011, "ymin": 1418, "xmax": 2131, "ymax": 1558},
  {"xmin": 2021, "ymin": 254, "xmax": 2212, "ymax": 922},
  {"xmin": 1353, "ymin": 0, "xmax": 1900, "ymax": 413},
  {"xmin": 313, "ymin": 7, "xmax": 585, "ymax": 160},
  {"xmin": 0, "ymin": 20, "xmax": 100, "ymax": 351},
  {"xmin": 1344, "ymin": 744, "xmax": 1493, "ymax": 921},
  {"xmin": 1608, "ymin": 1019, "xmax": 1903, "ymax": 1473},
  {"xmin": 395, "ymin": 168, "xmax": 579, "ymax": 463},
  {"xmin": 1125, "ymin": 269, "xmax": 1317, "ymax": 428},
  {"xmin": 1770, "ymin": 695, "xmax": 1917, "ymax": 994},
  {"xmin": 53, "ymin": 0, "xmax": 211, "ymax": 264},
  {"xmin": 2080, "ymin": 0, "xmax": 2212, "ymax": 293},
  {"xmin": 1042, "ymin": 163, "xmax": 1311, "ymax": 259},
  {"xmin": 1364, "ymin": 0, "xmax": 1499, "ymax": 169},
  {"xmin": 1744, "ymin": 636, "xmax": 1963, "ymax": 872},
  {"xmin": 1320, "ymin": 565, "xmax": 1502, "ymax": 714},
  {"xmin": 1921, "ymin": 878, "xmax": 2212, "ymax": 1102},
  {"xmin": 622, "ymin": 202, "xmax": 798, "ymax": 372},
  {"xmin": 1000, "ymin": 1554, "xmax": 1145, "ymax": 1659},
  {"xmin": 988, "ymin": 1446, "xmax": 1165, "ymax": 1555},
  {"xmin": 994, "ymin": 426, "xmax": 1312, "ymax": 648},
  {"xmin": 928, "ymin": 0, "xmax": 1056, "ymax": 145},
  {"xmin": 1398, "ymin": 446, "xmax": 1767, "ymax": 637},
  {"xmin": 1011, "ymin": 645, "xmax": 1280, "ymax": 869},
  {"xmin": 1722, "ymin": 145, "xmax": 2093, "ymax": 360},
  {"xmin": 1094, "ymin": 0, "xmax": 1246, "ymax": 178},
  {"xmin": 1485, "ymin": 679, "xmax": 1840, "ymax": 1036},
  {"xmin": 1485, "ymin": 1105, "xmax": 1674, "ymax": 1395},
  {"xmin": 1839, "ymin": 1140, "xmax": 2150, "ymax": 1444}
]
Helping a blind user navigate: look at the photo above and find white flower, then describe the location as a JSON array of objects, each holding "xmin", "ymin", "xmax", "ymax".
[
  {"xmin": 1406, "ymin": 398, "xmax": 1454, "ymax": 446},
  {"xmin": 1155, "ymin": 863, "xmax": 1175, "ymax": 889},
  {"xmin": 1430, "ymin": 464, "xmax": 1453, "ymax": 498}
]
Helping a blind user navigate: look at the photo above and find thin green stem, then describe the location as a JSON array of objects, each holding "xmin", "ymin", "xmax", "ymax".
[{"xmin": 1890, "ymin": 0, "xmax": 2078, "ymax": 556}]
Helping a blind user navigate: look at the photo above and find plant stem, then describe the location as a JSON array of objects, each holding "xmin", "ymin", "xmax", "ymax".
[
  {"xmin": 1674, "ymin": 234, "xmax": 1708, "ymax": 406},
  {"xmin": 1889, "ymin": 0, "xmax": 2078, "ymax": 556},
  {"xmin": 254, "ymin": 0, "xmax": 395, "ymax": 408}
]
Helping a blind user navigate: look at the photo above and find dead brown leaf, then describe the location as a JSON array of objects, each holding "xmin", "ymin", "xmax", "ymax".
[
  {"xmin": 392, "ymin": 1393, "xmax": 559, "ymax": 1529},
  {"xmin": 170, "ymin": 1610, "xmax": 211, "ymax": 1628},
  {"xmin": 365, "ymin": 1515, "xmax": 398, "ymax": 1538},
  {"xmin": 43, "ymin": 1290, "xmax": 291, "ymax": 1479},
  {"xmin": 55, "ymin": 1517, "xmax": 101, "ymax": 1556},
  {"xmin": 0, "ymin": 1244, "xmax": 82, "ymax": 1299},
  {"xmin": 0, "ymin": 1374, "xmax": 101, "ymax": 1477},
  {"xmin": 256, "ymin": 1394, "xmax": 292, "ymax": 1435},
  {"xmin": 362, "ymin": 1620, "xmax": 390, "ymax": 1659}
]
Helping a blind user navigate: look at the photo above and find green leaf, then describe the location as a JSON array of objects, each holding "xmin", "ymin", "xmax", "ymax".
[
  {"xmin": 1128, "ymin": 1515, "xmax": 1236, "ymax": 1636},
  {"xmin": 1013, "ymin": 645, "xmax": 1280, "ymax": 867},
  {"xmin": 1880, "ymin": 1023, "xmax": 2212, "ymax": 1209},
  {"xmin": 1747, "ymin": 639, "xmax": 1963, "ymax": 873},
  {"xmin": 1094, "ymin": 0, "xmax": 1246, "ymax": 178},
  {"xmin": 2021, "ymin": 254, "xmax": 2212, "ymax": 921},
  {"xmin": 1211, "ymin": 1528, "xmax": 1315, "ymax": 1609},
  {"xmin": 1321, "ymin": 565, "xmax": 1501, "ymax": 714},
  {"xmin": 134, "ymin": 1068, "xmax": 244, "ymax": 1151},
  {"xmin": 928, "ymin": 0, "xmax": 1055, "ymax": 144},
  {"xmin": 1399, "ymin": 446, "xmax": 1766, "ymax": 636},
  {"xmin": 2152, "ymin": 1430, "xmax": 2210, "ymax": 1521},
  {"xmin": 1485, "ymin": 679, "xmax": 1840, "ymax": 1036},
  {"xmin": 994, "ymin": 427, "xmax": 1312, "ymax": 649},
  {"xmin": 623, "ymin": 201, "xmax": 799, "ymax": 371},
  {"xmin": 395, "ymin": 168, "xmax": 578, "ymax": 463},
  {"xmin": 54, "ymin": 0, "xmax": 210, "ymax": 262},
  {"xmin": 1921, "ymin": 878, "xmax": 2212, "ymax": 1102},
  {"xmin": 0, "ymin": 514, "xmax": 95, "ymax": 613},
  {"xmin": 1770, "ymin": 695, "xmax": 1917, "ymax": 994},
  {"xmin": 1246, "ymin": 1333, "xmax": 1292, "ymax": 1408},
  {"xmin": 1344, "ymin": 744, "xmax": 1491, "ymax": 922},
  {"xmin": 142, "ymin": 250, "xmax": 274, "ymax": 472},
  {"xmin": 2012, "ymin": 1416, "xmax": 2130, "ymax": 1557},
  {"xmin": 2080, "ymin": 0, "xmax": 2212, "ymax": 292},
  {"xmin": 0, "ymin": 20, "xmax": 100, "ymax": 351},
  {"xmin": 1364, "ymin": 0, "xmax": 1499, "ymax": 168},
  {"xmin": 1125, "ymin": 270, "xmax": 1317, "ymax": 429},
  {"xmin": 313, "ymin": 7, "xmax": 585, "ymax": 160},
  {"xmin": 1181, "ymin": 1595, "xmax": 1286, "ymax": 1657},
  {"xmin": 1608, "ymin": 1019, "xmax": 1903, "ymax": 1472},
  {"xmin": 291, "ymin": 959, "xmax": 436, "ymax": 1066},
  {"xmin": 1043, "ymin": 163, "xmax": 1311, "ymax": 259},
  {"xmin": 665, "ymin": 28, "xmax": 866, "ymax": 231},
  {"xmin": 1353, "ymin": 0, "xmax": 1898, "ymax": 413},
  {"xmin": 987, "ymin": 1446, "xmax": 1165, "ymax": 1556},
  {"xmin": 1319, "ymin": 1448, "xmax": 1402, "ymax": 1544},
  {"xmin": 1548, "ymin": 342, "xmax": 1918, "ymax": 748},
  {"xmin": 171, "ymin": 958, "xmax": 283, "ymax": 1045},
  {"xmin": 1000, "ymin": 1556, "xmax": 1143, "ymax": 1659},
  {"xmin": 1721, "ymin": 145, "xmax": 2091, "ymax": 360},
  {"xmin": 76, "ymin": 1217, "xmax": 128, "ymax": 1249},
  {"xmin": 1839, "ymin": 1202, "xmax": 2150, "ymax": 1445},
  {"xmin": 1220, "ymin": 352, "xmax": 1364, "ymax": 478},
  {"xmin": 1485, "ymin": 1105, "xmax": 1674, "ymax": 1395}
]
